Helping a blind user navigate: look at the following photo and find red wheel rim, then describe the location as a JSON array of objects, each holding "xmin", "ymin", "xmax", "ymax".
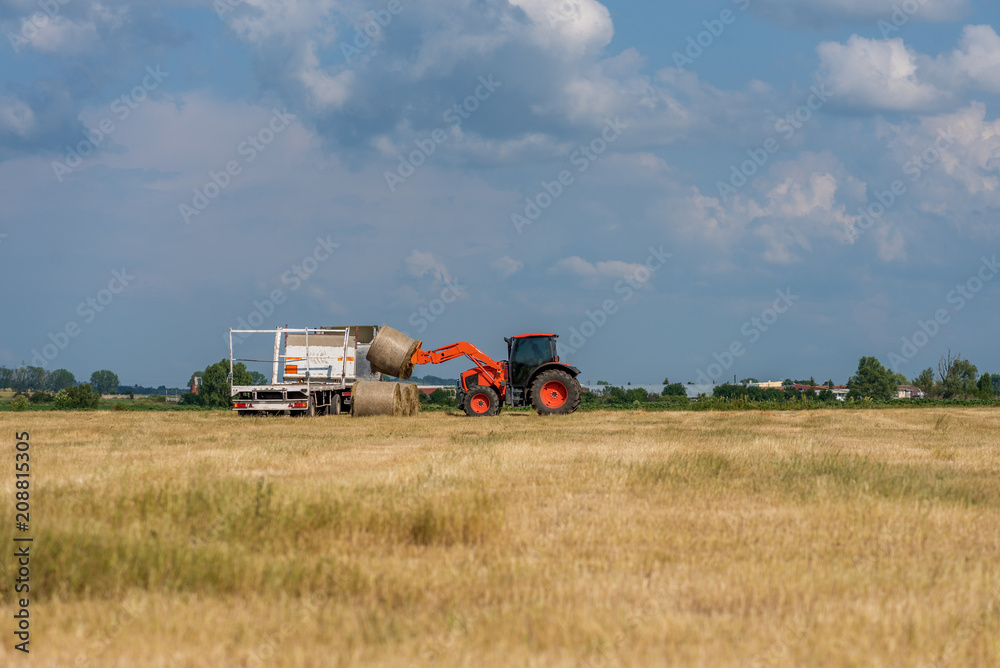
[
  {"xmin": 470, "ymin": 393, "xmax": 492, "ymax": 414},
  {"xmin": 540, "ymin": 381, "xmax": 568, "ymax": 409}
]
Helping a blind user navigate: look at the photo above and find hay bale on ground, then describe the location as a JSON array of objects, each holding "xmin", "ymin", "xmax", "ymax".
[
  {"xmin": 400, "ymin": 383, "xmax": 420, "ymax": 416},
  {"xmin": 367, "ymin": 325, "xmax": 422, "ymax": 380},
  {"xmin": 351, "ymin": 381, "xmax": 403, "ymax": 417}
]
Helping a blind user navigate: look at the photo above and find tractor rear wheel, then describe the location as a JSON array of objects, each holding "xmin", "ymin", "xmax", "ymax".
[
  {"xmin": 463, "ymin": 385, "xmax": 499, "ymax": 417},
  {"xmin": 530, "ymin": 370, "xmax": 581, "ymax": 415}
]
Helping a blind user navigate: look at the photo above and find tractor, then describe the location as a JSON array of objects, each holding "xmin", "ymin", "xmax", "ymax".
[{"xmin": 366, "ymin": 327, "xmax": 582, "ymax": 417}]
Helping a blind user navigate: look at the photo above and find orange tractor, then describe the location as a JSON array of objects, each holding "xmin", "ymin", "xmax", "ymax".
[{"xmin": 366, "ymin": 327, "xmax": 582, "ymax": 417}]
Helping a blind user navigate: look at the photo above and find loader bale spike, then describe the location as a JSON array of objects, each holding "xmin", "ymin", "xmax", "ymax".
[
  {"xmin": 351, "ymin": 380, "xmax": 403, "ymax": 417},
  {"xmin": 366, "ymin": 325, "xmax": 422, "ymax": 380}
]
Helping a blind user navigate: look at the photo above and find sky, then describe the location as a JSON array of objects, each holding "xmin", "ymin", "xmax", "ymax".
[{"xmin": 0, "ymin": 0, "xmax": 998, "ymax": 388}]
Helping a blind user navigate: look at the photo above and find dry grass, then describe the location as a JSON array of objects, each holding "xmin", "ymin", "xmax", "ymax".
[{"xmin": 1, "ymin": 409, "xmax": 999, "ymax": 667}]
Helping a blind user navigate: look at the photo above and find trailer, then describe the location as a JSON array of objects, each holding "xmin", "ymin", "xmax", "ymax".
[{"xmin": 228, "ymin": 325, "xmax": 382, "ymax": 416}]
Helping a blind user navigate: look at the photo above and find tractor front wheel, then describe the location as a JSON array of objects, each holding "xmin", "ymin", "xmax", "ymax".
[
  {"xmin": 530, "ymin": 370, "xmax": 581, "ymax": 415},
  {"xmin": 463, "ymin": 385, "xmax": 499, "ymax": 417}
]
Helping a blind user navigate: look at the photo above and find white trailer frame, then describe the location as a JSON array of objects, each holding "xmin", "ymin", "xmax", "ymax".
[{"xmin": 228, "ymin": 326, "xmax": 380, "ymax": 416}]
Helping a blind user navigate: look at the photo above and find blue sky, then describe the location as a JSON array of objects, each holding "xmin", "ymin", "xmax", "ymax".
[{"xmin": 1, "ymin": 0, "xmax": 998, "ymax": 387}]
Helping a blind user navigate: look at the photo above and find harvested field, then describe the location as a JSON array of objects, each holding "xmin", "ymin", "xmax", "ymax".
[{"xmin": 1, "ymin": 409, "xmax": 999, "ymax": 666}]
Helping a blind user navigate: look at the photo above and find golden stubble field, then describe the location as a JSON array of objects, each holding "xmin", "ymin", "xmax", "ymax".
[{"xmin": 1, "ymin": 408, "xmax": 999, "ymax": 667}]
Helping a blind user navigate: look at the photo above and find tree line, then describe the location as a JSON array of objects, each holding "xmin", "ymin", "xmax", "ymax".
[
  {"xmin": 845, "ymin": 351, "xmax": 998, "ymax": 401},
  {"xmin": 710, "ymin": 351, "xmax": 999, "ymax": 403},
  {"xmin": 0, "ymin": 366, "xmax": 121, "ymax": 394}
]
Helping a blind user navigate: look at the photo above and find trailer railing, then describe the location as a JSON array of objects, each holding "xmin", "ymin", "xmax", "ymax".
[{"xmin": 229, "ymin": 327, "xmax": 355, "ymax": 397}]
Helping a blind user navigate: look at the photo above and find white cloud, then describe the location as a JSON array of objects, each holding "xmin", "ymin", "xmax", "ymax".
[
  {"xmin": 873, "ymin": 225, "xmax": 907, "ymax": 261},
  {"xmin": 296, "ymin": 41, "xmax": 354, "ymax": 110},
  {"xmin": 0, "ymin": 96, "xmax": 37, "ymax": 138},
  {"xmin": 676, "ymin": 153, "xmax": 866, "ymax": 263},
  {"xmin": 226, "ymin": 0, "xmax": 339, "ymax": 45},
  {"xmin": 816, "ymin": 36, "xmax": 943, "ymax": 112},
  {"xmin": 28, "ymin": 16, "xmax": 100, "ymax": 54},
  {"xmin": 405, "ymin": 250, "xmax": 452, "ymax": 284},
  {"xmin": 883, "ymin": 102, "xmax": 1000, "ymax": 203},
  {"xmin": 508, "ymin": 0, "xmax": 613, "ymax": 57},
  {"xmin": 753, "ymin": 170, "xmax": 861, "ymax": 262},
  {"xmin": 491, "ymin": 256, "xmax": 523, "ymax": 279},
  {"xmin": 550, "ymin": 256, "xmax": 648, "ymax": 284},
  {"xmin": 816, "ymin": 26, "xmax": 1000, "ymax": 113},
  {"xmin": 751, "ymin": 0, "xmax": 968, "ymax": 28},
  {"xmin": 940, "ymin": 24, "xmax": 1000, "ymax": 94}
]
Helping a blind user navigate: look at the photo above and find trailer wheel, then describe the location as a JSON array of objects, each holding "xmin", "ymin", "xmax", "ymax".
[
  {"xmin": 463, "ymin": 385, "xmax": 499, "ymax": 417},
  {"xmin": 530, "ymin": 370, "xmax": 581, "ymax": 415},
  {"xmin": 332, "ymin": 394, "xmax": 342, "ymax": 415}
]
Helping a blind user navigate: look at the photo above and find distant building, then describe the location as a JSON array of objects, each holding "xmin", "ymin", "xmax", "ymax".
[
  {"xmin": 684, "ymin": 383, "xmax": 715, "ymax": 399},
  {"xmin": 418, "ymin": 385, "xmax": 455, "ymax": 396},
  {"xmin": 897, "ymin": 385, "xmax": 925, "ymax": 399},
  {"xmin": 753, "ymin": 381, "xmax": 784, "ymax": 389}
]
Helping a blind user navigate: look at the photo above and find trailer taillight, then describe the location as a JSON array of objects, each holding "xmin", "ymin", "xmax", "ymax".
[
  {"xmin": 233, "ymin": 402, "xmax": 248, "ymax": 408},
  {"xmin": 290, "ymin": 402, "xmax": 308, "ymax": 408}
]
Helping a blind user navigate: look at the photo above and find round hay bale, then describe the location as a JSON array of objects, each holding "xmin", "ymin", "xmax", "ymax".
[
  {"xmin": 400, "ymin": 383, "xmax": 420, "ymax": 416},
  {"xmin": 367, "ymin": 325, "xmax": 422, "ymax": 380},
  {"xmin": 351, "ymin": 380, "xmax": 403, "ymax": 417}
]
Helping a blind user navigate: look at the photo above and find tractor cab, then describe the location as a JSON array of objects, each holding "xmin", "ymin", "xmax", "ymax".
[{"xmin": 506, "ymin": 333, "xmax": 559, "ymax": 387}]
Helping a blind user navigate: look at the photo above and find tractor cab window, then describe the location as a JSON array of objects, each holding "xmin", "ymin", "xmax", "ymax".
[{"xmin": 509, "ymin": 337, "xmax": 556, "ymax": 386}]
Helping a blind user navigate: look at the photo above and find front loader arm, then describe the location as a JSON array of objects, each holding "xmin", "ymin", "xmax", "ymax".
[{"xmin": 411, "ymin": 342, "xmax": 504, "ymax": 386}]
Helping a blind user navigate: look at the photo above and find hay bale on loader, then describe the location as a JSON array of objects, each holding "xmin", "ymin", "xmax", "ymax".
[
  {"xmin": 366, "ymin": 325, "xmax": 421, "ymax": 380},
  {"xmin": 351, "ymin": 381, "xmax": 404, "ymax": 417}
]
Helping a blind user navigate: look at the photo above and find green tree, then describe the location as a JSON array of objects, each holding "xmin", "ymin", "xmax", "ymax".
[
  {"xmin": 604, "ymin": 386, "xmax": 622, "ymax": 402},
  {"xmin": 714, "ymin": 384, "xmax": 749, "ymax": 399},
  {"xmin": 890, "ymin": 371, "xmax": 907, "ymax": 386},
  {"xmin": 938, "ymin": 352, "xmax": 978, "ymax": 399},
  {"xmin": 624, "ymin": 388, "xmax": 649, "ymax": 403},
  {"xmin": 249, "ymin": 371, "xmax": 268, "ymax": 385},
  {"xmin": 191, "ymin": 359, "xmax": 254, "ymax": 408},
  {"xmin": 847, "ymin": 357, "xmax": 896, "ymax": 401},
  {"xmin": 11, "ymin": 395, "xmax": 29, "ymax": 411},
  {"xmin": 0, "ymin": 367, "xmax": 12, "ymax": 390},
  {"xmin": 53, "ymin": 384, "xmax": 100, "ymax": 410},
  {"xmin": 977, "ymin": 373, "xmax": 997, "ymax": 398},
  {"xmin": 46, "ymin": 369, "xmax": 76, "ymax": 392},
  {"xmin": 428, "ymin": 389, "xmax": 454, "ymax": 406},
  {"xmin": 89, "ymin": 370, "xmax": 120, "ymax": 395},
  {"xmin": 662, "ymin": 383, "xmax": 687, "ymax": 397},
  {"xmin": 11, "ymin": 366, "xmax": 46, "ymax": 392},
  {"xmin": 914, "ymin": 368, "xmax": 935, "ymax": 395}
]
